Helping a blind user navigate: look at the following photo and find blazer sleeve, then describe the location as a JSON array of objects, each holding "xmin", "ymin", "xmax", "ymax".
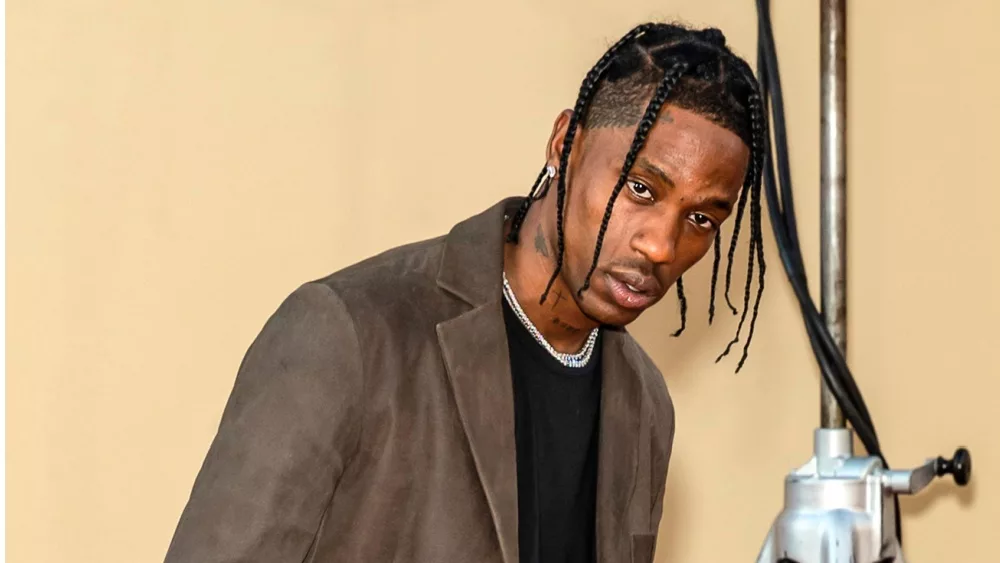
[{"xmin": 164, "ymin": 282, "xmax": 365, "ymax": 562}]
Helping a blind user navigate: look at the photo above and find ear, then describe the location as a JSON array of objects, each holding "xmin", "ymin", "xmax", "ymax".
[{"xmin": 545, "ymin": 109, "xmax": 574, "ymax": 168}]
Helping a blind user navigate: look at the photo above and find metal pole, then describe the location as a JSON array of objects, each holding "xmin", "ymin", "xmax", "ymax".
[{"xmin": 820, "ymin": 0, "xmax": 847, "ymax": 429}]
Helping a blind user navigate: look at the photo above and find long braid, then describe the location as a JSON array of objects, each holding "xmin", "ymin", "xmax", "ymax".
[
  {"xmin": 539, "ymin": 23, "xmax": 656, "ymax": 305},
  {"xmin": 506, "ymin": 164, "xmax": 551, "ymax": 243},
  {"xmin": 736, "ymin": 94, "xmax": 768, "ymax": 372},
  {"xmin": 718, "ymin": 55, "xmax": 762, "ymax": 319},
  {"xmin": 737, "ymin": 184, "xmax": 767, "ymax": 372},
  {"xmin": 722, "ymin": 155, "xmax": 754, "ymax": 315},
  {"xmin": 577, "ymin": 61, "xmax": 689, "ymax": 296},
  {"xmin": 716, "ymin": 215, "xmax": 757, "ymax": 363},
  {"xmin": 672, "ymin": 275, "xmax": 688, "ymax": 337},
  {"xmin": 717, "ymin": 92, "xmax": 764, "ymax": 365},
  {"xmin": 709, "ymin": 229, "xmax": 722, "ymax": 324}
]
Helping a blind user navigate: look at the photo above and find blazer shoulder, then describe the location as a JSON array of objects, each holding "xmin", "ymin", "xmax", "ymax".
[
  {"xmin": 311, "ymin": 234, "xmax": 447, "ymax": 308},
  {"xmin": 301, "ymin": 234, "xmax": 460, "ymax": 349}
]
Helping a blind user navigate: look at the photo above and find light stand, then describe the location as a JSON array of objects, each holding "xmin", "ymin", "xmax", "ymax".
[{"xmin": 752, "ymin": 1, "xmax": 971, "ymax": 561}]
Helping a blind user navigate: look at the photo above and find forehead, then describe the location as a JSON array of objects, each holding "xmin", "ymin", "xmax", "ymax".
[{"xmin": 580, "ymin": 104, "xmax": 750, "ymax": 189}]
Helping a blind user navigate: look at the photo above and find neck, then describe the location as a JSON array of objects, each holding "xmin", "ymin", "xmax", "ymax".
[{"xmin": 503, "ymin": 201, "xmax": 599, "ymax": 354}]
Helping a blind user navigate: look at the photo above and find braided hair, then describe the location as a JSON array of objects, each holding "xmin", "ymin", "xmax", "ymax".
[{"xmin": 508, "ymin": 23, "xmax": 767, "ymax": 372}]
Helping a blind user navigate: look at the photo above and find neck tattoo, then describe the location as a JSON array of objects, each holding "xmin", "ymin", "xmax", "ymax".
[{"xmin": 502, "ymin": 271, "xmax": 600, "ymax": 368}]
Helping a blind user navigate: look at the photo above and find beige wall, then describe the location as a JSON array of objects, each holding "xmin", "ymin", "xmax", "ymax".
[{"xmin": 8, "ymin": 0, "xmax": 998, "ymax": 561}]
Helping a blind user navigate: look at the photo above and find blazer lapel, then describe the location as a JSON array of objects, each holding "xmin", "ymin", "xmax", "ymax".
[
  {"xmin": 432, "ymin": 196, "xmax": 647, "ymax": 563},
  {"xmin": 595, "ymin": 329, "xmax": 643, "ymax": 563},
  {"xmin": 437, "ymin": 301, "xmax": 518, "ymax": 563},
  {"xmin": 434, "ymin": 197, "xmax": 523, "ymax": 563}
]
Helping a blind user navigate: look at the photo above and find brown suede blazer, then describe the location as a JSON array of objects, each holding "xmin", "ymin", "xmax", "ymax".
[{"xmin": 165, "ymin": 197, "xmax": 676, "ymax": 563}]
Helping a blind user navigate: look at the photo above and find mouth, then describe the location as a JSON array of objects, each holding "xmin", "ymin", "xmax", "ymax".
[{"xmin": 604, "ymin": 271, "xmax": 662, "ymax": 311}]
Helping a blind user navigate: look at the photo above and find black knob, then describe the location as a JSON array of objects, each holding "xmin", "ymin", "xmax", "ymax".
[{"xmin": 936, "ymin": 447, "xmax": 972, "ymax": 486}]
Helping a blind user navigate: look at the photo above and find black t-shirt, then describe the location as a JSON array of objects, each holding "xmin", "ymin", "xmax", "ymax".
[{"xmin": 502, "ymin": 297, "xmax": 603, "ymax": 563}]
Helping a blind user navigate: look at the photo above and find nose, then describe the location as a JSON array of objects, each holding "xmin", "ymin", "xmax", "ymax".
[{"xmin": 630, "ymin": 216, "xmax": 680, "ymax": 266}]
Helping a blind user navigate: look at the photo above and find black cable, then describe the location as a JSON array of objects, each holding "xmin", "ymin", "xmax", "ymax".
[
  {"xmin": 753, "ymin": 0, "xmax": 903, "ymax": 546},
  {"xmin": 755, "ymin": 1, "xmax": 876, "ymax": 449},
  {"xmin": 757, "ymin": 0, "xmax": 873, "ymax": 431}
]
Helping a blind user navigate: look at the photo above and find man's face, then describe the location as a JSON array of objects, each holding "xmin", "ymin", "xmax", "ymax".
[{"xmin": 547, "ymin": 105, "xmax": 750, "ymax": 327}]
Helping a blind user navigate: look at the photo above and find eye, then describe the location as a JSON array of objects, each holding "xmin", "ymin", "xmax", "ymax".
[
  {"xmin": 689, "ymin": 212, "xmax": 717, "ymax": 230},
  {"xmin": 627, "ymin": 180, "xmax": 653, "ymax": 201}
]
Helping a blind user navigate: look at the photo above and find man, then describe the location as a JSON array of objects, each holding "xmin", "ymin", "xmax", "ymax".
[{"xmin": 165, "ymin": 22, "xmax": 766, "ymax": 563}]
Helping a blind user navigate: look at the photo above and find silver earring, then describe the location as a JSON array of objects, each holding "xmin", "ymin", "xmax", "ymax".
[{"xmin": 533, "ymin": 165, "xmax": 557, "ymax": 200}]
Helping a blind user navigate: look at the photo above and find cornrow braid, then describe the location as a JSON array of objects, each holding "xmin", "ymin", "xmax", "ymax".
[
  {"xmin": 537, "ymin": 23, "xmax": 658, "ymax": 304},
  {"xmin": 722, "ymin": 150, "xmax": 754, "ymax": 316},
  {"xmin": 716, "ymin": 211, "xmax": 758, "ymax": 364},
  {"xmin": 576, "ymin": 61, "xmax": 690, "ymax": 297},
  {"xmin": 735, "ymin": 94, "xmax": 768, "ymax": 372},
  {"xmin": 672, "ymin": 275, "xmax": 688, "ymax": 337},
  {"xmin": 737, "ymin": 185, "xmax": 767, "ymax": 371},
  {"xmin": 709, "ymin": 229, "xmax": 723, "ymax": 324},
  {"xmin": 716, "ymin": 92, "xmax": 766, "ymax": 369}
]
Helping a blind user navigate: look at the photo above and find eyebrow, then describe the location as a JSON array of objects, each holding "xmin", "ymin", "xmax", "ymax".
[
  {"xmin": 635, "ymin": 157, "xmax": 675, "ymax": 188},
  {"xmin": 705, "ymin": 197, "xmax": 734, "ymax": 213},
  {"xmin": 635, "ymin": 157, "xmax": 735, "ymax": 212}
]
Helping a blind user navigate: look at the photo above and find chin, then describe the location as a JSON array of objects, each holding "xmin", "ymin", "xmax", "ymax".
[{"xmin": 585, "ymin": 301, "xmax": 644, "ymax": 328}]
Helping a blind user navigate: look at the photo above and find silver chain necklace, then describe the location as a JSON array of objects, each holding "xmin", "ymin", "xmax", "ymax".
[{"xmin": 502, "ymin": 271, "xmax": 600, "ymax": 368}]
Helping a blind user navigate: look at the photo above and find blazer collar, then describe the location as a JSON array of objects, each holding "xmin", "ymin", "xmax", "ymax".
[{"xmin": 435, "ymin": 196, "xmax": 520, "ymax": 308}]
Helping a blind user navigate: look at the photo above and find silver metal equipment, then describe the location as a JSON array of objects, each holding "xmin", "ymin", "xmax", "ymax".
[
  {"xmin": 755, "ymin": 428, "xmax": 970, "ymax": 562},
  {"xmin": 753, "ymin": 1, "xmax": 972, "ymax": 561}
]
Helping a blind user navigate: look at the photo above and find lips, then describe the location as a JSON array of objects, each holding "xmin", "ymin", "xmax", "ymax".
[{"xmin": 605, "ymin": 271, "xmax": 662, "ymax": 311}]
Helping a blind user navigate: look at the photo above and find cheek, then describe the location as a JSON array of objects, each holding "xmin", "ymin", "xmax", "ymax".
[
  {"xmin": 575, "ymin": 164, "xmax": 618, "ymax": 216},
  {"xmin": 562, "ymin": 181, "xmax": 635, "ymax": 278},
  {"xmin": 581, "ymin": 188, "xmax": 613, "ymax": 227},
  {"xmin": 676, "ymin": 228, "xmax": 716, "ymax": 266},
  {"xmin": 567, "ymin": 169, "xmax": 619, "ymax": 239}
]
